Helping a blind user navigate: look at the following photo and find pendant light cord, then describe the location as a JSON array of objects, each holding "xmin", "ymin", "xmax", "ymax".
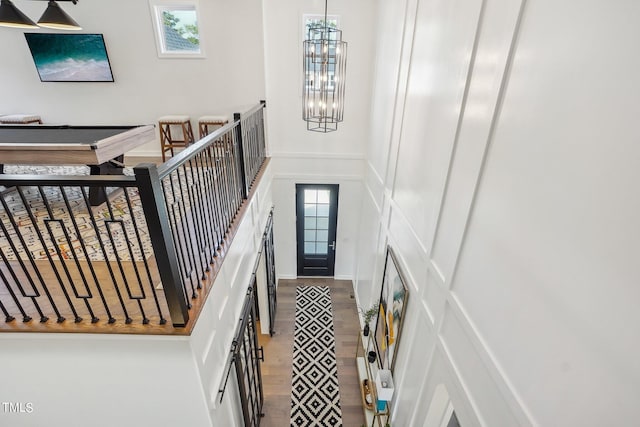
[{"xmin": 324, "ymin": 0, "xmax": 328, "ymax": 31}]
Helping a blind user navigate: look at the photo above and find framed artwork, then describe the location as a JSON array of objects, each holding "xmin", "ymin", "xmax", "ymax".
[
  {"xmin": 374, "ymin": 246, "xmax": 409, "ymax": 372},
  {"xmin": 24, "ymin": 33, "xmax": 114, "ymax": 82}
]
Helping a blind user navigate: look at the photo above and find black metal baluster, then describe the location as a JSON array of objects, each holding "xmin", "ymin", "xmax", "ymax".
[
  {"xmin": 163, "ymin": 172, "xmax": 196, "ymax": 304},
  {"xmin": 212, "ymin": 137, "xmax": 231, "ymax": 234},
  {"xmin": 217, "ymin": 134, "xmax": 235, "ymax": 230},
  {"xmin": 1, "ymin": 189, "xmax": 63, "ymax": 322},
  {"xmin": 18, "ymin": 187, "xmax": 80, "ymax": 323},
  {"xmin": 0, "ymin": 214, "xmax": 48, "ymax": 322},
  {"xmin": 175, "ymin": 165, "xmax": 200, "ymax": 297},
  {"xmin": 105, "ymin": 217, "xmax": 149, "ymax": 324},
  {"xmin": 204, "ymin": 145, "xmax": 226, "ymax": 249},
  {"xmin": 231, "ymin": 131, "xmax": 243, "ymax": 207},
  {"xmin": 0, "ymin": 265, "xmax": 30, "ymax": 322},
  {"xmin": 80, "ymin": 186, "xmax": 127, "ymax": 324},
  {"xmin": 183, "ymin": 159, "xmax": 206, "ymax": 283},
  {"xmin": 102, "ymin": 195, "xmax": 144, "ymax": 324},
  {"xmin": 123, "ymin": 188, "xmax": 166, "ymax": 325},
  {"xmin": 0, "ymin": 296, "xmax": 15, "ymax": 322},
  {"xmin": 189, "ymin": 154, "xmax": 214, "ymax": 270},
  {"xmin": 196, "ymin": 150, "xmax": 218, "ymax": 264},
  {"xmin": 60, "ymin": 187, "xmax": 111, "ymax": 323},
  {"xmin": 223, "ymin": 130, "xmax": 239, "ymax": 218},
  {"xmin": 161, "ymin": 177, "xmax": 191, "ymax": 308},
  {"xmin": 43, "ymin": 219, "xmax": 89, "ymax": 323},
  {"xmin": 199, "ymin": 148, "xmax": 222, "ymax": 257}
]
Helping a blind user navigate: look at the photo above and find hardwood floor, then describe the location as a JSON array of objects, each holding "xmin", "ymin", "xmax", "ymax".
[{"xmin": 259, "ymin": 278, "xmax": 365, "ymax": 427}]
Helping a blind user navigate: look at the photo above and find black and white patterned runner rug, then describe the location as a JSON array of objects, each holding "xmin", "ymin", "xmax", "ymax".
[{"xmin": 290, "ymin": 286, "xmax": 343, "ymax": 427}]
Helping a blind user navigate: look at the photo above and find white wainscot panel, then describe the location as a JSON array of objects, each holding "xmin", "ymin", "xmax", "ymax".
[
  {"xmin": 391, "ymin": 301, "xmax": 435, "ymax": 425},
  {"xmin": 334, "ymin": 180, "xmax": 363, "ymax": 279},
  {"xmin": 392, "ymin": 0, "xmax": 483, "ymax": 247},
  {"xmin": 367, "ymin": 0, "xmax": 408, "ymax": 178},
  {"xmin": 271, "ymin": 179, "xmax": 297, "ymax": 278},
  {"xmin": 365, "ymin": 161, "xmax": 385, "ymax": 213},
  {"xmin": 190, "ymin": 297, "xmax": 218, "ymax": 364},
  {"xmin": 421, "ymin": 265, "xmax": 446, "ymax": 325},
  {"xmin": 440, "ymin": 306, "xmax": 524, "ymax": 426},
  {"xmin": 388, "ymin": 206, "xmax": 428, "ymax": 294},
  {"xmin": 415, "ymin": 348, "xmax": 482, "ymax": 427},
  {"xmin": 354, "ymin": 191, "xmax": 383, "ymax": 308},
  {"xmin": 429, "ymin": 0, "xmax": 524, "ymax": 285}
]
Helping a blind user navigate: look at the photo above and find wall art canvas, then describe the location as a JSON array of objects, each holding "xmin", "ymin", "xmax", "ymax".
[
  {"xmin": 375, "ymin": 246, "xmax": 409, "ymax": 372},
  {"xmin": 24, "ymin": 33, "xmax": 114, "ymax": 82}
]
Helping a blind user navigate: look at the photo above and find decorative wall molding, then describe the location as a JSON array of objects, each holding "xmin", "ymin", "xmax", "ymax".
[
  {"xmin": 272, "ymin": 173, "xmax": 363, "ymax": 182},
  {"xmin": 269, "ymin": 151, "xmax": 365, "ymax": 160},
  {"xmin": 440, "ymin": 298, "xmax": 534, "ymax": 426}
]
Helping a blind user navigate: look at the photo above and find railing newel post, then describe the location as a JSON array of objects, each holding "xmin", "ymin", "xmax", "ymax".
[
  {"xmin": 134, "ymin": 163, "xmax": 189, "ymax": 327},
  {"xmin": 234, "ymin": 112, "xmax": 249, "ymax": 199}
]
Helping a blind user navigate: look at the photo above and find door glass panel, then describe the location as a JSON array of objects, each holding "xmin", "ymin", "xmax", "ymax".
[
  {"xmin": 305, "ymin": 242, "xmax": 316, "ymax": 254},
  {"xmin": 317, "ymin": 204, "xmax": 329, "ymax": 216},
  {"xmin": 317, "ymin": 190, "xmax": 330, "ymax": 204},
  {"xmin": 317, "ymin": 217, "xmax": 329, "ymax": 229},
  {"xmin": 305, "ymin": 189, "xmax": 317, "ymax": 202},
  {"xmin": 304, "ymin": 204, "xmax": 317, "ymax": 216},
  {"xmin": 303, "ymin": 187, "xmax": 333, "ymax": 255},
  {"xmin": 304, "ymin": 217, "xmax": 316, "ymax": 229},
  {"xmin": 297, "ymin": 184, "xmax": 339, "ymax": 275}
]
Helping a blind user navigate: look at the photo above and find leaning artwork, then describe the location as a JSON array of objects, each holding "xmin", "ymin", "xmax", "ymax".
[{"xmin": 374, "ymin": 246, "xmax": 409, "ymax": 372}]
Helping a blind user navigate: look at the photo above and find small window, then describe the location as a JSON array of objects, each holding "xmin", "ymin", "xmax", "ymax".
[
  {"xmin": 302, "ymin": 14, "xmax": 340, "ymax": 90},
  {"xmin": 150, "ymin": 0, "xmax": 204, "ymax": 58}
]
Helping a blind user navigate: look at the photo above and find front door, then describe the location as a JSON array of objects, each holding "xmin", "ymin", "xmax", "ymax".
[{"xmin": 296, "ymin": 184, "xmax": 339, "ymax": 276}]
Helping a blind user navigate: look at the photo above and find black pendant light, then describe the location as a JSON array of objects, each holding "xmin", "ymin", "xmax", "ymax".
[
  {"xmin": 0, "ymin": 0, "xmax": 81, "ymax": 30},
  {"xmin": 0, "ymin": 0, "xmax": 39, "ymax": 28},
  {"xmin": 38, "ymin": 0, "xmax": 81, "ymax": 30}
]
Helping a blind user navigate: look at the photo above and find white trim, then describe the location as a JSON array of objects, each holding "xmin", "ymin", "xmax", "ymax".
[
  {"xmin": 444, "ymin": 293, "xmax": 536, "ymax": 426},
  {"xmin": 270, "ymin": 151, "xmax": 365, "ymax": 160},
  {"xmin": 272, "ymin": 173, "xmax": 362, "ymax": 182}
]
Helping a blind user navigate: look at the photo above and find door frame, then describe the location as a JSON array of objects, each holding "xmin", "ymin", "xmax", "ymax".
[{"xmin": 295, "ymin": 183, "xmax": 339, "ymax": 277}]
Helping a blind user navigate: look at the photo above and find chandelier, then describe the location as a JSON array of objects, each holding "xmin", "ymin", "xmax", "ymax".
[{"xmin": 302, "ymin": 0, "xmax": 347, "ymax": 132}]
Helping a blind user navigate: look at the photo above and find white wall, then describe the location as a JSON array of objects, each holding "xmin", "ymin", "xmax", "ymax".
[
  {"xmin": 354, "ymin": 0, "xmax": 640, "ymax": 425},
  {"xmin": 262, "ymin": 0, "xmax": 376, "ymax": 281},
  {"xmin": 0, "ymin": 334, "xmax": 212, "ymax": 427},
  {"xmin": 0, "ymin": 0, "xmax": 266, "ymax": 156},
  {"xmin": 270, "ymin": 156, "xmax": 364, "ymax": 280},
  {"xmin": 262, "ymin": 0, "xmax": 376, "ymax": 158}
]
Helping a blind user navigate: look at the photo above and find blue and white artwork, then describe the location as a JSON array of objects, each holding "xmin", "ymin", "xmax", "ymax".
[{"xmin": 24, "ymin": 33, "xmax": 114, "ymax": 82}]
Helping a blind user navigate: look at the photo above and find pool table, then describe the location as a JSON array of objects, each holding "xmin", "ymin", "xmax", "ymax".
[{"xmin": 0, "ymin": 124, "xmax": 155, "ymax": 204}]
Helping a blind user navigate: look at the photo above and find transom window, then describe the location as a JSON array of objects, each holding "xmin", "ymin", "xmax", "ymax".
[{"xmin": 303, "ymin": 14, "xmax": 339, "ymax": 90}]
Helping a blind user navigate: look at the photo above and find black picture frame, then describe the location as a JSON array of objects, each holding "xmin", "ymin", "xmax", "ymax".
[
  {"xmin": 24, "ymin": 33, "xmax": 114, "ymax": 82},
  {"xmin": 374, "ymin": 245, "xmax": 409, "ymax": 372}
]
